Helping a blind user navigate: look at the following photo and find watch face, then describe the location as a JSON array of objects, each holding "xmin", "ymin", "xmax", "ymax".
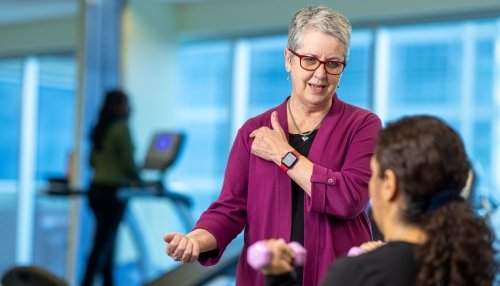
[{"xmin": 282, "ymin": 152, "xmax": 298, "ymax": 167}]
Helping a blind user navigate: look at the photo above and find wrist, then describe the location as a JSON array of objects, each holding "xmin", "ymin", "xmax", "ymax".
[
  {"xmin": 280, "ymin": 150, "xmax": 301, "ymax": 172},
  {"xmin": 188, "ymin": 229, "xmax": 217, "ymax": 252}
]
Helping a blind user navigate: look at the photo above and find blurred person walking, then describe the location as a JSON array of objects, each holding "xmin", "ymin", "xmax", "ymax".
[{"xmin": 82, "ymin": 89, "xmax": 140, "ymax": 286}]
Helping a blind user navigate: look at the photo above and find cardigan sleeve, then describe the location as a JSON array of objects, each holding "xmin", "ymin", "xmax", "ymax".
[
  {"xmin": 308, "ymin": 112, "xmax": 382, "ymax": 218},
  {"xmin": 195, "ymin": 128, "xmax": 250, "ymax": 265}
]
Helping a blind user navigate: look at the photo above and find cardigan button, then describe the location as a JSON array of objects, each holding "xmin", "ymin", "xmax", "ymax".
[{"xmin": 327, "ymin": 178, "xmax": 335, "ymax": 184}]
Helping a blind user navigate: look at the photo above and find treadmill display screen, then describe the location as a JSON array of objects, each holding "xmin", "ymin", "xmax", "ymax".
[{"xmin": 155, "ymin": 134, "xmax": 172, "ymax": 151}]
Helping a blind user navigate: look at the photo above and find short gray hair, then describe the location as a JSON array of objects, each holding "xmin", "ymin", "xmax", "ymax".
[{"xmin": 287, "ymin": 6, "xmax": 352, "ymax": 60}]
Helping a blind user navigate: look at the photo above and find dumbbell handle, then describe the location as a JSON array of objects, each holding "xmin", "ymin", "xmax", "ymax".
[{"xmin": 247, "ymin": 241, "xmax": 307, "ymax": 270}]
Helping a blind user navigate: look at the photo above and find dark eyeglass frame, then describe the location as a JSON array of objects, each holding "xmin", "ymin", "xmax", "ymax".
[{"xmin": 288, "ymin": 49, "xmax": 346, "ymax": 75}]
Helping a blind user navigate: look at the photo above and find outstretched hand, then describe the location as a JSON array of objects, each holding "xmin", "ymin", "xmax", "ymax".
[
  {"xmin": 249, "ymin": 111, "xmax": 292, "ymax": 165},
  {"xmin": 164, "ymin": 232, "xmax": 201, "ymax": 263}
]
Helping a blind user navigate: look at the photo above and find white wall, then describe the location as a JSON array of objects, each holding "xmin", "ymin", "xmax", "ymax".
[
  {"xmin": 0, "ymin": 17, "xmax": 76, "ymax": 57},
  {"xmin": 122, "ymin": 0, "xmax": 178, "ymax": 161},
  {"xmin": 176, "ymin": 0, "xmax": 500, "ymax": 38}
]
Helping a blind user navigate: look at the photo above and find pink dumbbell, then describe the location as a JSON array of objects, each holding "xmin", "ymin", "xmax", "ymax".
[
  {"xmin": 247, "ymin": 241, "xmax": 307, "ymax": 270},
  {"xmin": 347, "ymin": 246, "xmax": 366, "ymax": 257}
]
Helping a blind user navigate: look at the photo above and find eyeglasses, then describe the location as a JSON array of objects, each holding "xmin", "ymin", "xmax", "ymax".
[{"xmin": 288, "ymin": 49, "xmax": 346, "ymax": 75}]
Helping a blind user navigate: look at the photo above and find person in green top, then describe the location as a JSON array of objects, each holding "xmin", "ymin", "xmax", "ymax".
[{"xmin": 82, "ymin": 89, "xmax": 140, "ymax": 286}]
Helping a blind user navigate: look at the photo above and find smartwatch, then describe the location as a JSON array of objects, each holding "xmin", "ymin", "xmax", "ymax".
[{"xmin": 280, "ymin": 150, "xmax": 301, "ymax": 172}]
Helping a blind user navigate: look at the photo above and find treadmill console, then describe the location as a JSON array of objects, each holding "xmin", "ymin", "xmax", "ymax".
[{"xmin": 142, "ymin": 132, "xmax": 184, "ymax": 172}]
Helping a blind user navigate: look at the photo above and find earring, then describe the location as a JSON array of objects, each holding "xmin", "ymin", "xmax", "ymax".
[
  {"xmin": 337, "ymin": 84, "xmax": 340, "ymax": 88},
  {"xmin": 287, "ymin": 71, "xmax": 290, "ymax": 80}
]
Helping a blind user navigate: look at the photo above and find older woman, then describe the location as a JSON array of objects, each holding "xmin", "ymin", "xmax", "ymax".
[
  {"xmin": 261, "ymin": 115, "xmax": 496, "ymax": 286},
  {"xmin": 164, "ymin": 6, "xmax": 381, "ymax": 286}
]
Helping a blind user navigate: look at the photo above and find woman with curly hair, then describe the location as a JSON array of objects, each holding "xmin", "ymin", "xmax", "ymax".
[{"xmin": 262, "ymin": 115, "xmax": 496, "ymax": 286}]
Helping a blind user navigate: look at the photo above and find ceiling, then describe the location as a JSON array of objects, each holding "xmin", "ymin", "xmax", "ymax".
[
  {"xmin": 0, "ymin": 0, "xmax": 211, "ymax": 26},
  {"xmin": 0, "ymin": 0, "xmax": 78, "ymax": 25}
]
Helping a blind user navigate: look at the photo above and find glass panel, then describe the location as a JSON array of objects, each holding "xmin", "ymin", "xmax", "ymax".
[
  {"xmin": 340, "ymin": 29, "xmax": 373, "ymax": 109},
  {"xmin": 0, "ymin": 57, "xmax": 22, "ymax": 276},
  {"xmin": 32, "ymin": 55, "xmax": 76, "ymax": 278},
  {"xmin": 386, "ymin": 22, "xmax": 462, "ymax": 115},
  {"xmin": 247, "ymin": 35, "xmax": 288, "ymax": 117},
  {"xmin": 0, "ymin": 191, "xmax": 18, "ymax": 276},
  {"xmin": 0, "ymin": 58, "xmax": 22, "ymax": 180},
  {"xmin": 381, "ymin": 19, "xmax": 499, "ymax": 212},
  {"xmin": 472, "ymin": 120, "xmax": 493, "ymax": 208},
  {"xmin": 169, "ymin": 40, "xmax": 232, "ymax": 216},
  {"xmin": 36, "ymin": 55, "xmax": 77, "ymax": 180},
  {"xmin": 475, "ymin": 39, "xmax": 495, "ymax": 107},
  {"xmin": 472, "ymin": 29, "xmax": 495, "ymax": 207}
]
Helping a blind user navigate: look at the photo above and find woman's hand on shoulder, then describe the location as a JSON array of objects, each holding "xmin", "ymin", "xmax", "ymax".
[{"xmin": 250, "ymin": 111, "xmax": 290, "ymax": 165}]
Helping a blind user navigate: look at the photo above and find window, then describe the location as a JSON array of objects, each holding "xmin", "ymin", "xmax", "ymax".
[
  {"xmin": 340, "ymin": 29, "xmax": 373, "ymax": 109},
  {"xmin": 169, "ymin": 40, "xmax": 232, "ymax": 217},
  {"xmin": 36, "ymin": 55, "xmax": 77, "ymax": 180},
  {"xmin": 0, "ymin": 58, "xmax": 22, "ymax": 274},
  {"xmin": 375, "ymin": 19, "xmax": 500, "ymax": 211},
  {"xmin": 33, "ymin": 55, "xmax": 76, "ymax": 276},
  {"xmin": 0, "ymin": 59, "xmax": 22, "ymax": 180},
  {"xmin": 247, "ymin": 35, "xmax": 289, "ymax": 117},
  {"xmin": 0, "ymin": 55, "xmax": 76, "ymax": 278}
]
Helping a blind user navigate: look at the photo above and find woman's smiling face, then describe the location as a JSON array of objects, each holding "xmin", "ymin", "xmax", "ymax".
[{"xmin": 285, "ymin": 28, "xmax": 346, "ymax": 107}]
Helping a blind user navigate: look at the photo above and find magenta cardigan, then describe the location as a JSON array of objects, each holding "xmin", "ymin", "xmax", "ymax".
[{"xmin": 194, "ymin": 95, "xmax": 382, "ymax": 286}]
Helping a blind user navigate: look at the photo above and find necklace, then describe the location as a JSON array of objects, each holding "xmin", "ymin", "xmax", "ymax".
[{"xmin": 287, "ymin": 99, "xmax": 329, "ymax": 142}]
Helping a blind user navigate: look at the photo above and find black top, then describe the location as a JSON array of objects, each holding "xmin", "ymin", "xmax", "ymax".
[
  {"xmin": 289, "ymin": 129, "xmax": 317, "ymax": 286},
  {"xmin": 266, "ymin": 241, "xmax": 418, "ymax": 286},
  {"xmin": 321, "ymin": 241, "xmax": 418, "ymax": 286}
]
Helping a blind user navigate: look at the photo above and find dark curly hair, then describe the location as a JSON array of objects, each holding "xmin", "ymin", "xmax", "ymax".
[
  {"xmin": 375, "ymin": 115, "xmax": 496, "ymax": 286},
  {"xmin": 91, "ymin": 89, "xmax": 130, "ymax": 151}
]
